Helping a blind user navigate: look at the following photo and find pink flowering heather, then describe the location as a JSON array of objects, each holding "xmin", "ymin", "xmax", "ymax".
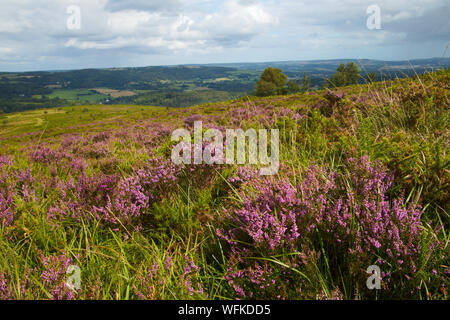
[
  {"xmin": 218, "ymin": 156, "xmax": 436, "ymax": 299},
  {"xmin": 1, "ymin": 253, "xmax": 78, "ymax": 301},
  {"xmin": 99, "ymin": 175, "xmax": 150, "ymax": 226},
  {"xmin": 0, "ymin": 165, "xmax": 35, "ymax": 228},
  {"xmin": 133, "ymin": 256, "xmax": 205, "ymax": 300},
  {"xmin": 49, "ymin": 172, "xmax": 118, "ymax": 222},
  {"xmin": 78, "ymin": 141, "xmax": 110, "ymax": 159},
  {"xmin": 39, "ymin": 252, "xmax": 78, "ymax": 300},
  {"xmin": 0, "ymin": 155, "xmax": 12, "ymax": 166},
  {"xmin": 0, "ymin": 271, "xmax": 12, "ymax": 300},
  {"xmin": 0, "ymin": 176, "xmax": 15, "ymax": 228},
  {"xmin": 98, "ymin": 155, "xmax": 181, "ymax": 227},
  {"xmin": 49, "ymin": 155, "xmax": 181, "ymax": 229},
  {"xmin": 31, "ymin": 146, "xmax": 68, "ymax": 164},
  {"xmin": 184, "ymin": 114, "xmax": 203, "ymax": 128}
]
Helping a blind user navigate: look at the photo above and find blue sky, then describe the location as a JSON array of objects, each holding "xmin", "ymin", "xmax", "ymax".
[{"xmin": 0, "ymin": 0, "xmax": 449, "ymax": 71}]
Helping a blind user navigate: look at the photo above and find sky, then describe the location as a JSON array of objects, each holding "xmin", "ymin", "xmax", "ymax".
[{"xmin": 0, "ymin": 0, "xmax": 449, "ymax": 72}]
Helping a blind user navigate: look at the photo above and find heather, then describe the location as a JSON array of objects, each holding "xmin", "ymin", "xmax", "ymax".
[
  {"xmin": 0, "ymin": 69, "xmax": 448, "ymax": 300},
  {"xmin": 218, "ymin": 157, "xmax": 435, "ymax": 299}
]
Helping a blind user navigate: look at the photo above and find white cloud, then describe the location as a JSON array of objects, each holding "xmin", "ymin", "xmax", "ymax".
[
  {"xmin": 0, "ymin": 0, "xmax": 448, "ymax": 71},
  {"xmin": 106, "ymin": 10, "xmax": 156, "ymax": 34},
  {"xmin": 199, "ymin": 0, "xmax": 277, "ymax": 37},
  {"xmin": 62, "ymin": 0, "xmax": 276, "ymax": 53},
  {"xmin": 105, "ymin": 0, "xmax": 182, "ymax": 13}
]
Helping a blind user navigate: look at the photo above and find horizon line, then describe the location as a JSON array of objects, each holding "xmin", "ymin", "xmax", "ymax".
[{"xmin": 1, "ymin": 56, "xmax": 448, "ymax": 74}]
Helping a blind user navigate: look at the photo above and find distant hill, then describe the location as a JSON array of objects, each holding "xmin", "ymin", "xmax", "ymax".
[
  {"xmin": 200, "ymin": 57, "xmax": 450, "ymax": 71},
  {"xmin": 199, "ymin": 57, "xmax": 450, "ymax": 80},
  {"xmin": 0, "ymin": 58, "xmax": 448, "ymax": 113}
]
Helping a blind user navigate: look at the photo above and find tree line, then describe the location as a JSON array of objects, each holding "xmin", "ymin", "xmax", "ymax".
[{"xmin": 254, "ymin": 62, "xmax": 378, "ymax": 97}]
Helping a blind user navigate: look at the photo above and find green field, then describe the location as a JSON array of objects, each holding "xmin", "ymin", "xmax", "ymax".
[{"xmin": 48, "ymin": 89, "xmax": 109, "ymax": 103}]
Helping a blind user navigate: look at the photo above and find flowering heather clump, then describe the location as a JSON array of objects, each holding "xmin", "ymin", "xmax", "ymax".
[
  {"xmin": 49, "ymin": 155, "xmax": 181, "ymax": 228},
  {"xmin": 78, "ymin": 141, "xmax": 110, "ymax": 159},
  {"xmin": 0, "ymin": 266, "xmax": 38, "ymax": 300},
  {"xmin": 224, "ymin": 260, "xmax": 292, "ymax": 299},
  {"xmin": 181, "ymin": 259, "xmax": 205, "ymax": 297},
  {"xmin": 324, "ymin": 89, "xmax": 347, "ymax": 103},
  {"xmin": 60, "ymin": 133, "xmax": 83, "ymax": 149},
  {"xmin": 1, "ymin": 252, "xmax": 78, "ymax": 300},
  {"xmin": 136, "ymin": 156, "xmax": 181, "ymax": 201},
  {"xmin": 226, "ymin": 105, "xmax": 278, "ymax": 127},
  {"xmin": 100, "ymin": 175, "xmax": 149, "ymax": 226},
  {"xmin": 100, "ymin": 155, "xmax": 181, "ymax": 227},
  {"xmin": 0, "ymin": 165, "xmax": 35, "ymax": 228},
  {"xmin": 0, "ymin": 271, "xmax": 12, "ymax": 300},
  {"xmin": 101, "ymin": 155, "xmax": 181, "ymax": 227},
  {"xmin": 218, "ymin": 176, "xmax": 301, "ymax": 252},
  {"xmin": 184, "ymin": 114, "xmax": 203, "ymax": 127},
  {"xmin": 31, "ymin": 146, "xmax": 68, "ymax": 164},
  {"xmin": 0, "ymin": 173, "xmax": 16, "ymax": 228},
  {"xmin": 218, "ymin": 156, "xmax": 438, "ymax": 299},
  {"xmin": 147, "ymin": 123, "xmax": 174, "ymax": 142},
  {"xmin": 91, "ymin": 131, "xmax": 111, "ymax": 143},
  {"xmin": 0, "ymin": 194, "xmax": 15, "ymax": 228},
  {"xmin": 310, "ymin": 89, "xmax": 349, "ymax": 118},
  {"xmin": 227, "ymin": 166, "xmax": 259, "ymax": 186},
  {"xmin": 275, "ymin": 107, "xmax": 296, "ymax": 119},
  {"xmin": 49, "ymin": 172, "xmax": 119, "ymax": 222},
  {"xmin": 0, "ymin": 155, "xmax": 12, "ymax": 166},
  {"xmin": 39, "ymin": 252, "xmax": 78, "ymax": 300},
  {"xmin": 65, "ymin": 157, "xmax": 88, "ymax": 173},
  {"xmin": 133, "ymin": 255, "xmax": 205, "ymax": 299}
]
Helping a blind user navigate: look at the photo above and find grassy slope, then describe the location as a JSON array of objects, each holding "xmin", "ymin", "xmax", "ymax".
[{"xmin": 0, "ymin": 70, "xmax": 448, "ymax": 300}]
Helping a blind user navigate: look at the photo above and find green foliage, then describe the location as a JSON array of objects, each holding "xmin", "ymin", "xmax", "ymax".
[
  {"xmin": 287, "ymin": 80, "xmax": 302, "ymax": 94},
  {"xmin": 254, "ymin": 67, "xmax": 288, "ymax": 96},
  {"xmin": 0, "ymin": 97, "xmax": 69, "ymax": 114},
  {"xmin": 122, "ymin": 90, "xmax": 241, "ymax": 108},
  {"xmin": 328, "ymin": 62, "xmax": 361, "ymax": 87},
  {"xmin": 302, "ymin": 74, "xmax": 311, "ymax": 92}
]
